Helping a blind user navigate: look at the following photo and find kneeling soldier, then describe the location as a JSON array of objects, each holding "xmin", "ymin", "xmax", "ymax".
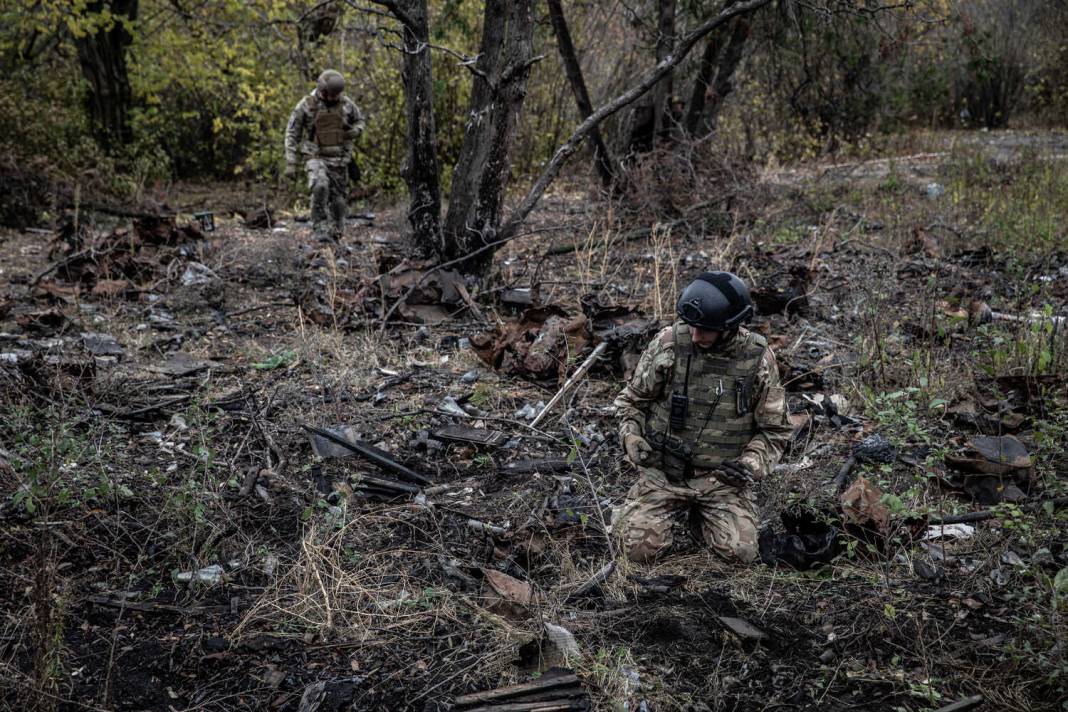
[{"xmin": 614, "ymin": 272, "xmax": 793, "ymax": 563}]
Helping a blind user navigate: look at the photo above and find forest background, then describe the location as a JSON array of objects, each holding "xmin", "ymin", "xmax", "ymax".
[{"xmin": 3, "ymin": 0, "xmax": 1068, "ymax": 212}]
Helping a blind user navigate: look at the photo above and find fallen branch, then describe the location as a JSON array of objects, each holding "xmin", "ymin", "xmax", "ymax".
[
  {"xmin": 929, "ymin": 497, "xmax": 1068, "ymax": 525},
  {"xmin": 546, "ymin": 227, "xmax": 650, "ymax": 256},
  {"xmin": 87, "ymin": 595, "xmax": 230, "ymax": 616},
  {"xmin": 463, "ymin": 702, "xmax": 584, "ymax": 712},
  {"xmin": 530, "ymin": 341, "xmax": 609, "ymax": 428},
  {"xmin": 829, "ymin": 455, "xmax": 856, "ymax": 493},
  {"xmin": 453, "ymin": 674, "xmax": 581, "ymax": 707},
  {"xmin": 298, "ymin": 421, "xmax": 432, "ymax": 486},
  {"xmin": 564, "ymin": 560, "xmax": 616, "ymax": 602}
]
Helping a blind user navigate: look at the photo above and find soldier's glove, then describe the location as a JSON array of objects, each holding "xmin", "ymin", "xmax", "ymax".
[
  {"xmin": 714, "ymin": 460, "xmax": 755, "ymax": 488},
  {"xmin": 622, "ymin": 433, "xmax": 652, "ymax": 466},
  {"xmin": 283, "ymin": 163, "xmax": 298, "ymax": 180}
]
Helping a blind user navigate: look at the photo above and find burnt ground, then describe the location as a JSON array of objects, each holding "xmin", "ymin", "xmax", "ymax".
[{"xmin": 1, "ymin": 130, "xmax": 1067, "ymax": 711}]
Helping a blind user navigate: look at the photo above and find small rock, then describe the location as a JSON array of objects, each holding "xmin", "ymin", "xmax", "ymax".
[{"xmin": 459, "ymin": 369, "xmax": 480, "ymax": 384}]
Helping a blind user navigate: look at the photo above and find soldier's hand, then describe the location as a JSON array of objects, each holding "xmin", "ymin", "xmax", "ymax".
[
  {"xmin": 283, "ymin": 163, "xmax": 298, "ymax": 180},
  {"xmin": 623, "ymin": 433, "xmax": 652, "ymax": 466},
  {"xmin": 713, "ymin": 460, "xmax": 755, "ymax": 488}
]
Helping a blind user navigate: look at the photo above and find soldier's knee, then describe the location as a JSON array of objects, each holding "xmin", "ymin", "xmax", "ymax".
[{"xmin": 624, "ymin": 524, "xmax": 669, "ymax": 563}]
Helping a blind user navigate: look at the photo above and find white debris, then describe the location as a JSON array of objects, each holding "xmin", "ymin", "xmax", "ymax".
[{"xmin": 922, "ymin": 523, "xmax": 975, "ymax": 540}]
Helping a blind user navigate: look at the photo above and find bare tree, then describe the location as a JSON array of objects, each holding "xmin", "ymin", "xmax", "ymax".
[
  {"xmin": 441, "ymin": 0, "xmax": 537, "ymax": 269},
  {"xmin": 368, "ymin": 0, "xmax": 444, "ymax": 252},
  {"xmin": 683, "ymin": 0, "xmax": 752, "ymax": 137},
  {"xmin": 372, "ymin": 0, "xmax": 771, "ymax": 274}
]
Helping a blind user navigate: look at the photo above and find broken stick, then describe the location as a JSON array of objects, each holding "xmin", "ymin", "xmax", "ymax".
[
  {"xmin": 564, "ymin": 560, "xmax": 616, "ymax": 602},
  {"xmin": 298, "ymin": 422, "xmax": 432, "ymax": 486},
  {"xmin": 929, "ymin": 496, "xmax": 1068, "ymax": 525},
  {"xmin": 829, "ymin": 455, "xmax": 857, "ymax": 493},
  {"xmin": 453, "ymin": 674, "xmax": 581, "ymax": 707},
  {"xmin": 530, "ymin": 342, "xmax": 608, "ymax": 428}
]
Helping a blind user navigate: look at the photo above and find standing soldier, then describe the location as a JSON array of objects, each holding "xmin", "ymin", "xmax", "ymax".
[
  {"xmin": 614, "ymin": 272, "xmax": 793, "ymax": 564},
  {"xmin": 284, "ymin": 69, "xmax": 365, "ymax": 242}
]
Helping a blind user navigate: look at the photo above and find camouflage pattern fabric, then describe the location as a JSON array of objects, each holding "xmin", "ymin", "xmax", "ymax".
[
  {"xmin": 615, "ymin": 324, "xmax": 792, "ymax": 480},
  {"xmin": 305, "ymin": 158, "xmax": 348, "ymax": 239},
  {"xmin": 284, "ymin": 91, "xmax": 365, "ymax": 239},
  {"xmin": 617, "ymin": 466, "xmax": 758, "ymax": 563},
  {"xmin": 614, "ymin": 324, "xmax": 792, "ymax": 563}
]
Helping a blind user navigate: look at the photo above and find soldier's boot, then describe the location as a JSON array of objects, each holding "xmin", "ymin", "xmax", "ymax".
[
  {"xmin": 328, "ymin": 193, "xmax": 346, "ymax": 242},
  {"xmin": 326, "ymin": 172, "xmax": 348, "ymax": 242},
  {"xmin": 309, "ymin": 183, "xmax": 331, "ymax": 242}
]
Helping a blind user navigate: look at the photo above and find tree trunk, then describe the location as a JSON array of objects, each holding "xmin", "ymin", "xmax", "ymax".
[
  {"xmin": 74, "ymin": 0, "xmax": 139, "ymax": 149},
  {"xmin": 702, "ymin": 13, "xmax": 751, "ymax": 133},
  {"xmin": 652, "ymin": 0, "xmax": 677, "ymax": 140},
  {"xmin": 387, "ymin": 0, "xmax": 444, "ymax": 254},
  {"xmin": 546, "ymin": 0, "xmax": 616, "ymax": 190},
  {"xmin": 684, "ymin": 12, "xmax": 732, "ymax": 135},
  {"xmin": 441, "ymin": 0, "xmax": 536, "ymax": 269}
]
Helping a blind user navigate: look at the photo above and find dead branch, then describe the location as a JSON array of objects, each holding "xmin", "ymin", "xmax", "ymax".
[
  {"xmin": 928, "ymin": 497, "xmax": 1068, "ymax": 525},
  {"xmin": 452, "ymin": 674, "xmax": 581, "ymax": 707},
  {"xmin": 530, "ymin": 342, "xmax": 609, "ymax": 428},
  {"xmin": 299, "ymin": 421, "xmax": 432, "ymax": 486}
]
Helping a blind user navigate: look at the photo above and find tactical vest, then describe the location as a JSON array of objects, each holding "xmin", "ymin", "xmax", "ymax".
[
  {"xmin": 646, "ymin": 324, "xmax": 766, "ymax": 478},
  {"xmin": 308, "ymin": 95, "xmax": 345, "ymax": 156}
]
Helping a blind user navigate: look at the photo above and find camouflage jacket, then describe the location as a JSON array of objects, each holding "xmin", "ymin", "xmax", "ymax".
[
  {"xmin": 284, "ymin": 91, "xmax": 365, "ymax": 164},
  {"xmin": 614, "ymin": 324, "xmax": 793, "ymax": 479}
]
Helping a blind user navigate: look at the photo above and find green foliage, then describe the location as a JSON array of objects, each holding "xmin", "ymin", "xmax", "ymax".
[{"xmin": 946, "ymin": 148, "xmax": 1068, "ymax": 253}]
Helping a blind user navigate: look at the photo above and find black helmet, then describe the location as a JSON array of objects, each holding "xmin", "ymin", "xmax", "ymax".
[{"xmin": 676, "ymin": 271, "xmax": 755, "ymax": 331}]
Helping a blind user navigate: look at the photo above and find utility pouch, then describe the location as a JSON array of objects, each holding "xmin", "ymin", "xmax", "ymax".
[
  {"xmin": 669, "ymin": 392, "xmax": 689, "ymax": 431},
  {"xmin": 649, "ymin": 430, "xmax": 694, "ymax": 483}
]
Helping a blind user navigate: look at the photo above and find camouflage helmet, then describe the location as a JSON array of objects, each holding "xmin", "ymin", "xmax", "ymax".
[{"xmin": 316, "ymin": 69, "xmax": 345, "ymax": 97}]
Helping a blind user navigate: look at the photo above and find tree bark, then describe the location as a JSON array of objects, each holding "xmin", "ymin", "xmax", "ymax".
[
  {"xmin": 685, "ymin": 15, "xmax": 731, "ymax": 134},
  {"xmin": 545, "ymin": 0, "xmax": 616, "ymax": 190},
  {"xmin": 702, "ymin": 12, "xmax": 751, "ymax": 133},
  {"xmin": 652, "ymin": 0, "xmax": 677, "ymax": 140},
  {"xmin": 377, "ymin": 0, "xmax": 445, "ymax": 254},
  {"xmin": 74, "ymin": 0, "xmax": 139, "ymax": 149},
  {"xmin": 441, "ymin": 0, "xmax": 536, "ymax": 269}
]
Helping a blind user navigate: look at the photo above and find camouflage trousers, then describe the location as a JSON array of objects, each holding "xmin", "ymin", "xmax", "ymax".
[
  {"xmin": 305, "ymin": 157, "xmax": 347, "ymax": 239},
  {"xmin": 617, "ymin": 467, "xmax": 758, "ymax": 564}
]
